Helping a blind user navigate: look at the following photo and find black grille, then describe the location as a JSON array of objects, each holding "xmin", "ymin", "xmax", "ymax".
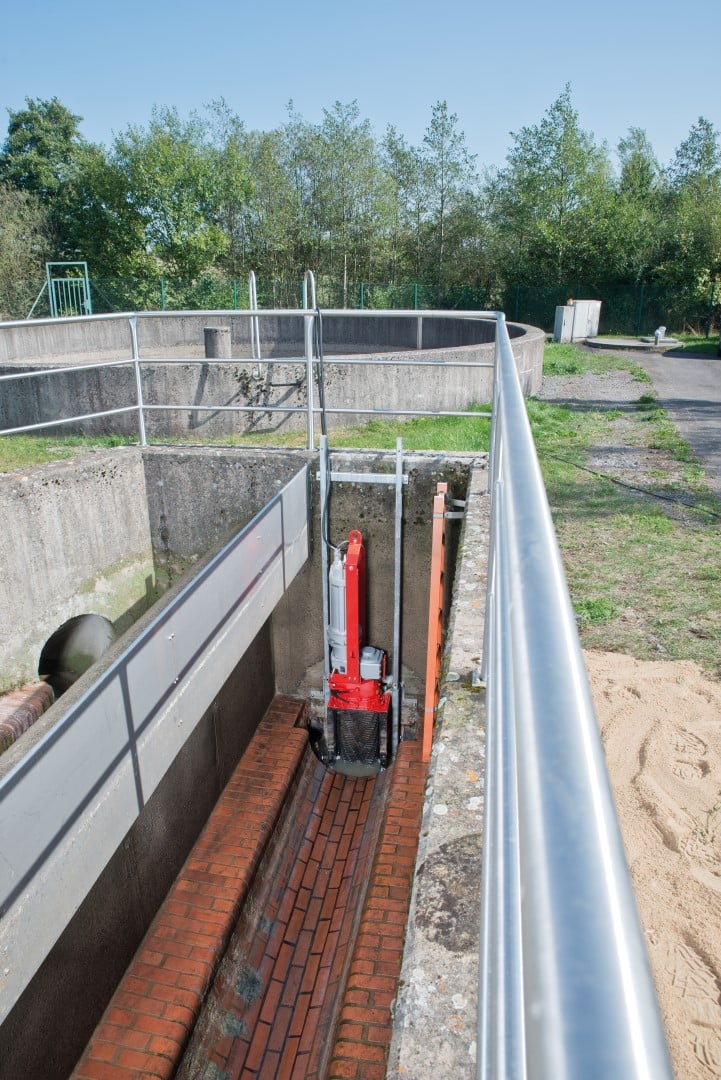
[{"xmin": 333, "ymin": 708, "xmax": 385, "ymax": 766}]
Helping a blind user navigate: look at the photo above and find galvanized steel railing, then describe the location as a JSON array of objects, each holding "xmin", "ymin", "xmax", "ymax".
[
  {"xmin": 0, "ymin": 306, "xmax": 674, "ymax": 1073},
  {"xmin": 0, "ymin": 308, "xmax": 494, "ymax": 450},
  {"xmin": 479, "ymin": 315, "xmax": 673, "ymax": 1079}
]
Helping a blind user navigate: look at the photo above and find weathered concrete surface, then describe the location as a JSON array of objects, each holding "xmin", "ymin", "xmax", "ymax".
[
  {"xmin": 388, "ymin": 462, "xmax": 489, "ymax": 1078},
  {"xmin": 140, "ymin": 445, "xmax": 472, "ymax": 704},
  {"xmin": 0, "ymin": 313, "xmax": 544, "ymax": 438},
  {"xmin": 0, "ymin": 447, "xmax": 155, "ymax": 691}
]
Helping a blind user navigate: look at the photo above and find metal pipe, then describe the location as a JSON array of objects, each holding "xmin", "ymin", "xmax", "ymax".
[
  {"xmin": 319, "ymin": 435, "xmax": 334, "ymax": 758},
  {"xmin": 249, "ymin": 271, "xmax": 261, "ymax": 364},
  {"xmin": 391, "ymin": 437, "xmax": 403, "ymax": 754},
  {"xmin": 129, "ymin": 316, "xmax": 147, "ymax": 447},
  {"xmin": 303, "ymin": 271, "xmax": 317, "ymax": 450},
  {"xmin": 477, "ymin": 315, "xmax": 673, "ymax": 1079},
  {"xmin": 0, "ymin": 406, "xmax": 139, "ymax": 438}
]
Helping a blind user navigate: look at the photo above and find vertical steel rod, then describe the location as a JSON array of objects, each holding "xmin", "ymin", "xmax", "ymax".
[
  {"xmin": 391, "ymin": 437, "xmax": 403, "ymax": 754},
  {"xmin": 319, "ymin": 436, "xmax": 334, "ymax": 758},
  {"xmin": 129, "ymin": 316, "xmax": 147, "ymax": 447}
]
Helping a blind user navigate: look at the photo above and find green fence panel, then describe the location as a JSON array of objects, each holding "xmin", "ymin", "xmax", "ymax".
[{"xmin": 5, "ymin": 275, "xmax": 719, "ymax": 334}]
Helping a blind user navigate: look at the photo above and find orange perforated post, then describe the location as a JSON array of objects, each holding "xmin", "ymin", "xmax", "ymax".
[{"xmin": 422, "ymin": 482, "xmax": 447, "ymax": 761}]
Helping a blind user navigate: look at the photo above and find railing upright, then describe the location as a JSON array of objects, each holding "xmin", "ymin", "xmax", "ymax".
[
  {"xmin": 303, "ymin": 271, "xmax": 317, "ymax": 449},
  {"xmin": 128, "ymin": 315, "xmax": 147, "ymax": 447}
]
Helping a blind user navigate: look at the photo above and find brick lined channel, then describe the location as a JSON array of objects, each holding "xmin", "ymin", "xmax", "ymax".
[{"xmin": 72, "ymin": 696, "xmax": 426, "ymax": 1079}]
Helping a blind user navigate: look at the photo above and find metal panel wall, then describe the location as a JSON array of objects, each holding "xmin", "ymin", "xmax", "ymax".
[{"xmin": 0, "ymin": 465, "xmax": 309, "ymax": 1024}]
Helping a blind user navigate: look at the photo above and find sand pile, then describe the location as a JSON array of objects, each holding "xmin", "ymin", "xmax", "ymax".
[{"xmin": 587, "ymin": 649, "xmax": 721, "ymax": 1079}]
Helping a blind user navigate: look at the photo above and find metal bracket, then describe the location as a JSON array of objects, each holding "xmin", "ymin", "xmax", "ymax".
[{"xmin": 316, "ymin": 470, "xmax": 408, "ymax": 486}]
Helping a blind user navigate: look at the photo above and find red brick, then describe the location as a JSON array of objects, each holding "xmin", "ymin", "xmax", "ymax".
[{"xmin": 333, "ymin": 1040, "xmax": 385, "ymax": 1063}]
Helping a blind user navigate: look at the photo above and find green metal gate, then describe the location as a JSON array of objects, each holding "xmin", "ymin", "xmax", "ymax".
[{"xmin": 46, "ymin": 262, "xmax": 92, "ymax": 317}]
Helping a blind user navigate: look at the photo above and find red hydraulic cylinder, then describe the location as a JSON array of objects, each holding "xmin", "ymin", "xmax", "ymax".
[{"xmin": 328, "ymin": 529, "xmax": 391, "ymax": 716}]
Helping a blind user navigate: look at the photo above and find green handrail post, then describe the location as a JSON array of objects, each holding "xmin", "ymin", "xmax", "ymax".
[
  {"xmin": 359, "ymin": 282, "xmax": 365, "ymax": 309},
  {"xmin": 233, "ymin": 279, "xmax": 238, "ymax": 310},
  {"xmin": 413, "ymin": 283, "xmax": 418, "ymax": 310},
  {"xmin": 160, "ymin": 277, "xmax": 166, "ymax": 311},
  {"xmin": 705, "ymin": 283, "xmax": 716, "ymax": 338},
  {"xmin": 635, "ymin": 283, "xmax": 645, "ymax": 336}
]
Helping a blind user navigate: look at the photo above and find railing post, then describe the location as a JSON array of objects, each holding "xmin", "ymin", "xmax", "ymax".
[
  {"xmin": 304, "ymin": 306, "xmax": 315, "ymax": 450},
  {"xmin": 160, "ymin": 278, "xmax": 166, "ymax": 311},
  {"xmin": 705, "ymin": 282, "xmax": 716, "ymax": 338},
  {"xmin": 129, "ymin": 315, "xmax": 147, "ymax": 447}
]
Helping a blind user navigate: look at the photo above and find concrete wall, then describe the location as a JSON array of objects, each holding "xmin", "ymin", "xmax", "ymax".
[
  {"xmin": 0, "ymin": 448, "xmax": 155, "ymax": 691},
  {"xmin": 139, "ymin": 446, "xmax": 475, "ymax": 704},
  {"xmin": 0, "ymin": 443, "xmax": 479, "ymax": 1077},
  {"xmin": 0, "ymin": 313, "xmax": 544, "ymax": 439}
]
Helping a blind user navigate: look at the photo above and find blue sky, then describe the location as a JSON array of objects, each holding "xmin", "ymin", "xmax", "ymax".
[{"xmin": 0, "ymin": 0, "xmax": 718, "ymax": 173}]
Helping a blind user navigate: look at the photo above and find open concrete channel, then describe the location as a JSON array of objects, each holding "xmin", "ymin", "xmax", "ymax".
[
  {"xmin": 0, "ymin": 443, "xmax": 490, "ymax": 1080},
  {"xmin": 0, "ymin": 310, "xmax": 537, "ymax": 1077}
]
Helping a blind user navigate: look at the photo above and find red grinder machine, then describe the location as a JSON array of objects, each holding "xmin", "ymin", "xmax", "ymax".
[{"xmin": 317, "ymin": 436, "xmax": 406, "ymax": 776}]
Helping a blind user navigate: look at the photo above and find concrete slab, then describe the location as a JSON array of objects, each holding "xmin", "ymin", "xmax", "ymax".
[{"xmin": 587, "ymin": 336, "xmax": 681, "ymax": 353}]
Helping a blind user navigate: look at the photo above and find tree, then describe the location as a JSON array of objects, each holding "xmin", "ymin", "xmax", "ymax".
[
  {"xmin": 109, "ymin": 107, "xmax": 239, "ymax": 280},
  {"xmin": 657, "ymin": 118, "xmax": 721, "ymax": 296},
  {"xmin": 421, "ymin": 102, "xmax": 478, "ymax": 300},
  {"xmin": 280, "ymin": 101, "xmax": 395, "ymax": 297},
  {"xmin": 0, "ymin": 97, "xmax": 84, "ymax": 200},
  {"xmin": 383, "ymin": 126, "xmax": 431, "ymax": 281},
  {"xmin": 0, "ymin": 183, "xmax": 50, "ymax": 318},
  {"xmin": 0, "ymin": 97, "xmax": 91, "ymax": 257},
  {"xmin": 666, "ymin": 116, "xmax": 721, "ymax": 190},
  {"xmin": 486, "ymin": 86, "xmax": 612, "ymax": 285}
]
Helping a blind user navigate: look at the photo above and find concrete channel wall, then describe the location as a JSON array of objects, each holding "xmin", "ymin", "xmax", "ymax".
[
  {"xmin": 0, "ymin": 445, "xmax": 474, "ymax": 1078},
  {"xmin": 0, "ymin": 312, "xmax": 544, "ymax": 439},
  {"xmin": 0, "ymin": 448, "xmax": 155, "ymax": 691}
]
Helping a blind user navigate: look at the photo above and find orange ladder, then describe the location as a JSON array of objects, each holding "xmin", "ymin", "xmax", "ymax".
[{"xmin": 422, "ymin": 482, "xmax": 447, "ymax": 761}]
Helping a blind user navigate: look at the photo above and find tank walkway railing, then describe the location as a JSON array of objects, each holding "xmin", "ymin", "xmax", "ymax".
[
  {"xmin": 0, "ymin": 307, "xmax": 673, "ymax": 1073},
  {"xmin": 480, "ymin": 315, "xmax": 673, "ymax": 1078},
  {"xmin": 0, "ymin": 307, "xmax": 495, "ymax": 449}
]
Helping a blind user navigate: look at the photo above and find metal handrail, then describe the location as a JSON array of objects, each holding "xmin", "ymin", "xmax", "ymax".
[
  {"xmin": 0, "ymin": 306, "xmax": 496, "ymax": 446},
  {"xmin": 478, "ymin": 315, "xmax": 673, "ymax": 1078},
  {"xmin": 0, "ymin": 304, "xmax": 673, "ymax": 1069}
]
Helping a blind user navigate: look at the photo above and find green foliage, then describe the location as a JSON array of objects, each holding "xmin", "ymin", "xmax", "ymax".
[
  {"xmin": 0, "ymin": 183, "xmax": 50, "ymax": 318},
  {"xmin": 574, "ymin": 597, "xmax": 618, "ymax": 626},
  {"xmin": 0, "ymin": 97, "xmax": 83, "ymax": 200},
  {"xmin": 0, "ymin": 91, "xmax": 719, "ymax": 324},
  {"xmin": 486, "ymin": 86, "xmax": 612, "ymax": 285},
  {"xmin": 110, "ymin": 106, "xmax": 244, "ymax": 280}
]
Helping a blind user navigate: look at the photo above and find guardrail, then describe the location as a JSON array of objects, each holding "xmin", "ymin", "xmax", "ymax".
[
  {"xmin": 0, "ymin": 305, "xmax": 670, "ymax": 1071},
  {"xmin": 479, "ymin": 316, "xmax": 673, "ymax": 1077},
  {"xmin": 0, "ymin": 307, "xmax": 496, "ymax": 449}
]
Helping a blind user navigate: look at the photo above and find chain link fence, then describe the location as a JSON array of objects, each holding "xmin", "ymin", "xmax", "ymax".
[
  {"xmin": 505, "ymin": 282, "xmax": 719, "ymax": 336},
  {"xmin": 2, "ymin": 275, "xmax": 718, "ymax": 336}
]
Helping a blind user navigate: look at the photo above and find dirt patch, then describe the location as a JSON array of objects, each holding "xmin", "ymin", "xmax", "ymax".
[
  {"xmin": 541, "ymin": 361, "xmax": 721, "ymax": 1074},
  {"xmin": 587, "ymin": 649, "xmax": 721, "ymax": 1079}
]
